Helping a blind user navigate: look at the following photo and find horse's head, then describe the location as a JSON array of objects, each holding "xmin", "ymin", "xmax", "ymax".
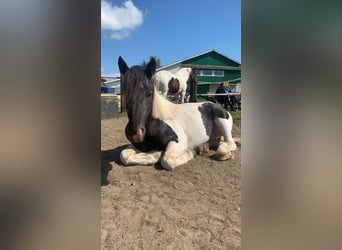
[{"xmin": 118, "ymin": 56, "xmax": 156, "ymax": 143}]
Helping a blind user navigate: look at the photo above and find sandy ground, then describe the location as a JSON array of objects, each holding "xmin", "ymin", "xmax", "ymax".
[{"xmin": 101, "ymin": 116, "xmax": 241, "ymax": 249}]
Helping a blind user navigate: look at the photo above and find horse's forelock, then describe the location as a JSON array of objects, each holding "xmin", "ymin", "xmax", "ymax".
[{"xmin": 121, "ymin": 65, "xmax": 154, "ymax": 108}]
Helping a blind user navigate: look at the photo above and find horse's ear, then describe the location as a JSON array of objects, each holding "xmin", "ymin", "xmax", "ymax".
[
  {"xmin": 145, "ymin": 57, "xmax": 156, "ymax": 79},
  {"xmin": 118, "ymin": 56, "xmax": 129, "ymax": 75}
]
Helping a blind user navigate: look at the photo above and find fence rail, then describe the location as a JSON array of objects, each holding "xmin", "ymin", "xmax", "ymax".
[{"xmin": 197, "ymin": 92, "xmax": 241, "ymax": 96}]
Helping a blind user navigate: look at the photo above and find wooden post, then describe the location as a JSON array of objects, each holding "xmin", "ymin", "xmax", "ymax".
[
  {"xmin": 119, "ymin": 76, "xmax": 123, "ymax": 113},
  {"xmin": 189, "ymin": 68, "xmax": 197, "ymax": 102}
]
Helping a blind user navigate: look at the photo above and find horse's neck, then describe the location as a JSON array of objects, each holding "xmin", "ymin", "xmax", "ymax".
[{"xmin": 152, "ymin": 87, "xmax": 179, "ymax": 120}]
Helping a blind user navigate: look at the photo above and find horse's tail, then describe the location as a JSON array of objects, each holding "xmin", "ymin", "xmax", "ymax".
[{"xmin": 168, "ymin": 77, "xmax": 180, "ymax": 94}]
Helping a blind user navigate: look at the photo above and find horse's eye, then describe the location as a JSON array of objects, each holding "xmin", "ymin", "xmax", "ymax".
[{"xmin": 146, "ymin": 91, "xmax": 152, "ymax": 97}]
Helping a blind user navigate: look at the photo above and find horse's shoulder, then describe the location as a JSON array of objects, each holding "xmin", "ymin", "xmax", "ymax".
[{"xmin": 143, "ymin": 117, "xmax": 179, "ymax": 151}]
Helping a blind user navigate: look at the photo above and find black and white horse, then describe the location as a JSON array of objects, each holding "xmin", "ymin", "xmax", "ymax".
[
  {"xmin": 118, "ymin": 56, "xmax": 238, "ymax": 171},
  {"xmin": 151, "ymin": 67, "xmax": 192, "ymax": 103}
]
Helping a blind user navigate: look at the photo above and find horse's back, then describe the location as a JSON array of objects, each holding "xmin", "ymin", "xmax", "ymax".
[
  {"xmin": 178, "ymin": 101, "xmax": 228, "ymax": 118},
  {"xmin": 153, "ymin": 70, "xmax": 176, "ymax": 83},
  {"xmin": 152, "ymin": 70, "xmax": 177, "ymax": 93},
  {"xmin": 164, "ymin": 102, "xmax": 229, "ymax": 149}
]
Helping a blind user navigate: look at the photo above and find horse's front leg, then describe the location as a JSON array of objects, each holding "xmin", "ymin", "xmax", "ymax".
[
  {"xmin": 213, "ymin": 117, "xmax": 238, "ymax": 160},
  {"xmin": 120, "ymin": 145, "xmax": 162, "ymax": 166},
  {"xmin": 161, "ymin": 141, "xmax": 196, "ymax": 171}
]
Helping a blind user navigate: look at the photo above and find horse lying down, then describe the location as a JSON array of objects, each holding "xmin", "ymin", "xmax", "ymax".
[{"xmin": 118, "ymin": 56, "xmax": 238, "ymax": 171}]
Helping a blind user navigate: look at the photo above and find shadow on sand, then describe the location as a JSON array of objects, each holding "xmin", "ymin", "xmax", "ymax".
[{"xmin": 101, "ymin": 145, "xmax": 129, "ymax": 186}]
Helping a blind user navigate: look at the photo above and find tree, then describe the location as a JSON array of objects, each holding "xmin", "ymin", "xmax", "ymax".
[{"xmin": 149, "ymin": 56, "xmax": 161, "ymax": 69}]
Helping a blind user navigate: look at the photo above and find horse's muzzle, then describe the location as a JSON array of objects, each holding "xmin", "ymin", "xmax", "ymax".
[{"xmin": 127, "ymin": 126, "xmax": 144, "ymax": 143}]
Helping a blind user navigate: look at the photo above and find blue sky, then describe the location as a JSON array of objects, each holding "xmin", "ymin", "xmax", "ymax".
[{"xmin": 101, "ymin": 0, "xmax": 241, "ymax": 76}]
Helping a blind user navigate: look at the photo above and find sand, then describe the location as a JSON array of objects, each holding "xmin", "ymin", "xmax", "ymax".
[{"xmin": 101, "ymin": 116, "xmax": 241, "ymax": 249}]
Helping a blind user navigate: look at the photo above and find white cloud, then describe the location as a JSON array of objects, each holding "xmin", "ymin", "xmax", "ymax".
[
  {"xmin": 110, "ymin": 30, "xmax": 130, "ymax": 40},
  {"xmin": 101, "ymin": 0, "xmax": 144, "ymax": 39}
]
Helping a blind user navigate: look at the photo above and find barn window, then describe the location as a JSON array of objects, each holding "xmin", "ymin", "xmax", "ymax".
[
  {"xmin": 202, "ymin": 70, "xmax": 212, "ymax": 76},
  {"xmin": 214, "ymin": 70, "xmax": 224, "ymax": 76},
  {"xmin": 195, "ymin": 69, "xmax": 224, "ymax": 77}
]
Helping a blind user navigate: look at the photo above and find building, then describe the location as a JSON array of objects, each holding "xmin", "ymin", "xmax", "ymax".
[
  {"xmin": 103, "ymin": 49, "xmax": 241, "ymax": 97},
  {"xmin": 158, "ymin": 49, "xmax": 241, "ymax": 96},
  {"xmin": 100, "ymin": 74, "xmax": 121, "ymax": 94}
]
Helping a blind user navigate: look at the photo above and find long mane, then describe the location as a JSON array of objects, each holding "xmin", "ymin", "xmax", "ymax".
[{"xmin": 152, "ymin": 86, "xmax": 179, "ymax": 120}]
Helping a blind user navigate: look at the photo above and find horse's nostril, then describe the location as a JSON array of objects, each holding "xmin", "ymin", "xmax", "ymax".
[{"xmin": 136, "ymin": 127, "xmax": 144, "ymax": 138}]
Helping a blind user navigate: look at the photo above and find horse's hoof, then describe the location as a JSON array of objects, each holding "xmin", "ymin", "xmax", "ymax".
[
  {"xmin": 233, "ymin": 137, "xmax": 241, "ymax": 146},
  {"xmin": 160, "ymin": 158, "xmax": 176, "ymax": 171},
  {"xmin": 161, "ymin": 163, "xmax": 175, "ymax": 171},
  {"xmin": 213, "ymin": 151, "xmax": 234, "ymax": 161},
  {"xmin": 227, "ymin": 141, "xmax": 238, "ymax": 151},
  {"xmin": 119, "ymin": 147, "xmax": 136, "ymax": 165}
]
